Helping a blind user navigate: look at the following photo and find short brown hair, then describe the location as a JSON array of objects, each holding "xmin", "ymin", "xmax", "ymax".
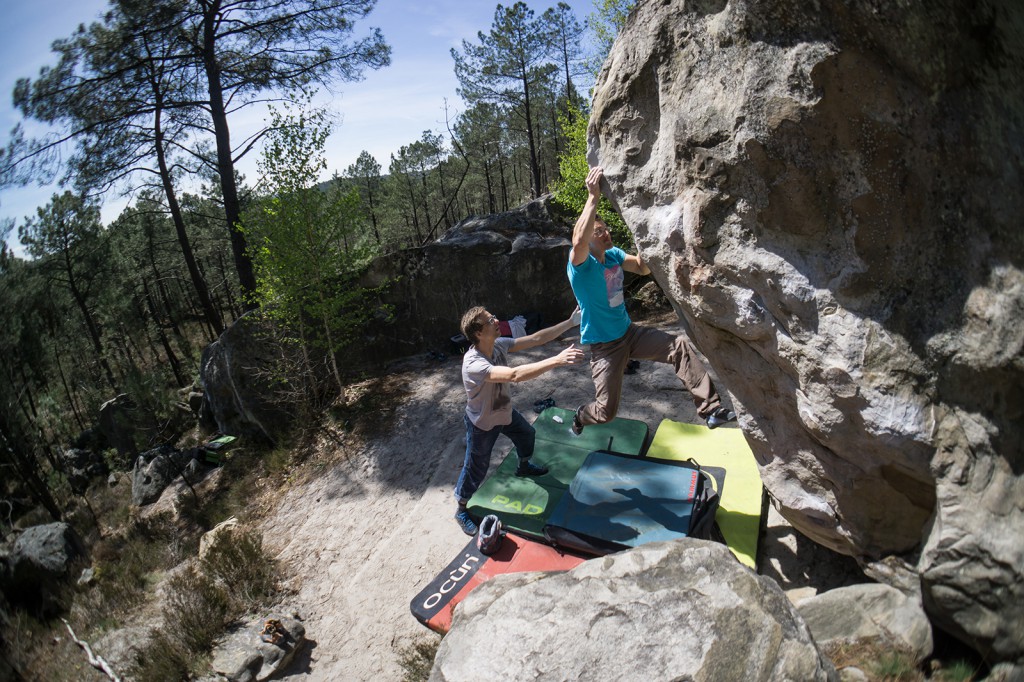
[{"xmin": 461, "ymin": 306, "xmax": 487, "ymax": 345}]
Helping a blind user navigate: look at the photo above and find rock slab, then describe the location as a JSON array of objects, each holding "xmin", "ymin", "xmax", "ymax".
[
  {"xmin": 590, "ymin": 0, "xmax": 1024, "ymax": 662},
  {"xmin": 432, "ymin": 540, "xmax": 836, "ymax": 681}
]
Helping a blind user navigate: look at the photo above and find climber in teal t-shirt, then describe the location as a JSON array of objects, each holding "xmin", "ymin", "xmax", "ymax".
[
  {"xmin": 566, "ymin": 166, "xmax": 737, "ymax": 435},
  {"xmin": 567, "ymin": 243, "xmax": 630, "ymax": 345}
]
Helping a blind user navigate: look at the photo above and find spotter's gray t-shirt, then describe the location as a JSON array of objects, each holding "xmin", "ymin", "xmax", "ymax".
[{"xmin": 463, "ymin": 337, "xmax": 515, "ymax": 430}]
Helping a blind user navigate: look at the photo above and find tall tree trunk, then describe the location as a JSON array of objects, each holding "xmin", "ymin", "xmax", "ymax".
[
  {"xmin": 200, "ymin": 0, "xmax": 257, "ymax": 307},
  {"xmin": 144, "ymin": 277, "xmax": 192, "ymax": 367},
  {"xmin": 216, "ymin": 251, "xmax": 240, "ymax": 321},
  {"xmin": 62, "ymin": 250, "xmax": 116, "ymax": 391},
  {"xmin": 418, "ymin": 165, "xmax": 434, "ymax": 231},
  {"xmin": 53, "ymin": 344, "xmax": 86, "ymax": 432},
  {"xmin": 497, "ymin": 154, "xmax": 509, "ymax": 212},
  {"xmin": 484, "ymin": 158, "xmax": 496, "ymax": 214},
  {"xmin": 364, "ymin": 177, "xmax": 381, "ymax": 244},
  {"xmin": 521, "ymin": 75, "xmax": 542, "ymax": 198},
  {"xmin": 153, "ymin": 95, "xmax": 225, "ymax": 337},
  {"xmin": 0, "ymin": 416, "xmax": 62, "ymax": 521},
  {"xmin": 17, "ymin": 365, "xmax": 40, "ymax": 423},
  {"xmin": 142, "ymin": 278, "xmax": 186, "ymax": 386},
  {"xmin": 404, "ymin": 176, "xmax": 423, "ymax": 244}
]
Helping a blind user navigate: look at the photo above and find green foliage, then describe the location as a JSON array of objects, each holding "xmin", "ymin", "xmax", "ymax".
[
  {"xmin": 551, "ymin": 103, "xmax": 633, "ymax": 249},
  {"xmin": 931, "ymin": 660, "xmax": 978, "ymax": 682},
  {"xmin": 243, "ymin": 95, "xmax": 389, "ymax": 410},
  {"xmin": 245, "ymin": 97, "xmax": 378, "ymax": 359},
  {"xmin": 161, "ymin": 565, "xmax": 232, "ymax": 654},
  {"xmin": 587, "ymin": 0, "xmax": 636, "ymax": 72},
  {"xmin": 126, "ymin": 526, "xmax": 279, "ymax": 679},
  {"xmin": 452, "ymin": 2, "xmax": 569, "ymax": 198},
  {"xmin": 87, "ymin": 512, "xmax": 189, "ymax": 618},
  {"xmin": 871, "ymin": 649, "xmax": 924, "ymax": 680}
]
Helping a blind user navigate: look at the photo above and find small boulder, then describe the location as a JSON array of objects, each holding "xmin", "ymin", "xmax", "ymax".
[
  {"xmin": 2, "ymin": 522, "xmax": 85, "ymax": 613},
  {"xmin": 98, "ymin": 394, "xmax": 144, "ymax": 457},
  {"xmin": 797, "ymin": 583, "xmax": 934, "ymax": 665},
  {"xmin": 61, "ymin": 447, "xmax": 109, "ymax": 494},
  {"xmin": 131, "ymin": 445, "xmax": 199, "ymax": 506},
  {"xmin": 199, "ymin": 517, "xmax": 240, "ymax": 561},
  {"xmin": 432, "ymin": 540, "xmax": 837, "ymax": 681},
  {"xmin": 209, "ymin": 612, "xmax": 306, "ymax": 682}
]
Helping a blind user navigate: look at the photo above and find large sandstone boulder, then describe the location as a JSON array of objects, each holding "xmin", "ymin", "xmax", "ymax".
[
  {"xmin": 432, "ymin": 540, "xmax": 836, "ymax": 681},
  {"xmin": 1, "ymin": 522, "xmax": 85, "ymax": 613},
  {"xmin": 356, "ymin": 195, "xmax": 579, "ymax": 363},
  {"xmin": 98, "ymin": 394, "xmax": 144, "ymax": 457},
  {"xmin": 590, "ymin": 0, "xmax": 1022, "ymax": 662},
  {"xmin": 200, "ymin": 312, "xmax": 297, "ymax": 441}
]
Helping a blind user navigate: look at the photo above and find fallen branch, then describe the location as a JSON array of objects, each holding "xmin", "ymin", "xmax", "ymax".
[{"xmin": 60, "ymin": 618, "xmax": 121, "ymax": 682}]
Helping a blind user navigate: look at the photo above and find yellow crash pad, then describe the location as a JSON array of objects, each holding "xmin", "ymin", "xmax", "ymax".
[{"xmin": 646, "ymin": 420, "xmax": 765, "ymax": 569}]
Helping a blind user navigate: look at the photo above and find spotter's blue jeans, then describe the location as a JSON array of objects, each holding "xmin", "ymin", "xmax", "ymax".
[{"xmin": 454, "ymin": 409, "xmax": 535, "ymax": 504}]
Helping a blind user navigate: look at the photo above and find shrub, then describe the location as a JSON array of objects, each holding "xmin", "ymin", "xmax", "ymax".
[
  {"xmin": 87, "ymin": 512, "xmax": 188, "ymax": 618},
  {"xmin": 398, "ymin": 636, "xmax": 441, "ymax": 682},
  {"xmin": 129, "ymin": 631, "xmax": 191, "ymax": 682},
  {"xmin": 162, "ymin": 565, "xmax": 231, "ymax": 653},
  {"xmin": 200, "ymin": 528, "xmax": 279, "ymax": 610}
]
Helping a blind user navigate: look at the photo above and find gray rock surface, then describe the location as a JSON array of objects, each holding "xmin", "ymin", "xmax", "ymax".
[
  {"xmin": 356, "ymin": 195, "xmax": 579, "ymax": 364},
  {"xmin": 431, "ymin": 540, "xmax": 837, "ymax": 681},
  {"xmin": 798, "ymin": 583, "xmax": 933, "ymax": 664},
  {"xmin": 131, "ymin": 445, "xmax": 200, "ymax": 506},
  {"xmin": 208, "ymin": 613, "xmax": 306, "ymax": 682},
  {"xmin": 60, "ymin": 447, "xmax": 109, "ymax": 494},
  {"xmin": 9, "ymin": 522, "xmax": 83, "ymax": 579},
  {"xmin": 2, "ymin": 522, "xmax": 84, "ymax": 612},
  {"xmin": 98, "ymin": 393, "xmax": 144, "ymax": 457},
  {"xmin": 590, "ymin": 0, "xmax": 1023, "ymax": 661},
  {"xmin": 199, "ymin": 312, "xmax": 297, "ymax": 441}
]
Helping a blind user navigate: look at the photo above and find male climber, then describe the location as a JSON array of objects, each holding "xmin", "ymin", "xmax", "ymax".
[{"xmin": 566, "ymin": 166, "xmax": 736, "ymax": 436}]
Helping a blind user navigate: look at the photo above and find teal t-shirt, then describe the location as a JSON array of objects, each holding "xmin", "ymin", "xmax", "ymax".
[{"xmin": 567, "ymin": 247, "xmax": 631, "ymax": 345}]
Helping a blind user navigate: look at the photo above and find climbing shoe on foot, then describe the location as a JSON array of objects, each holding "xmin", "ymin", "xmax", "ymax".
[
  {"xmin": 454, "ymin": 508, "xmax": 478, "ymax": 536},
  {"xmin": 706, "ymin": 407, "xmax": 737, "ymax": 430},
  {"xmin": 570, "ymin": 406, "xmax": 585, "ymax": 437},
  {"xmin": 515, "ymin": 460, "xmax": 549, "ymax": 477}
]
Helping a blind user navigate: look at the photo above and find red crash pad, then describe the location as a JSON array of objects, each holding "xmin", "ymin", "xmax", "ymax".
[{"xmin": 410, "ymin": 532, "xmax": 586, "ymax": 633}]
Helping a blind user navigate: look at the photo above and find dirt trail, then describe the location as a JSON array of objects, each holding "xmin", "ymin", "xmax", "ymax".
[{"xmin": 260, "ymin": 317, "xmax": 864, "ymax": 681}]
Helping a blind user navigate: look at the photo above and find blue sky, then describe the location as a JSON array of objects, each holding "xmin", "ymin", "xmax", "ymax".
[{"xmin": 0, "ymin": 0, "xmax": 598, "ymax": 254}]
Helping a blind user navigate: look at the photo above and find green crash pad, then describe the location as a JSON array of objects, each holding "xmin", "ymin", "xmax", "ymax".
[
  {"xmin": 467, "ymin": 407, "xmax": 649, "ymax": 539},
  {"xmin": 645, "ymin": 419, "xmax": 765, "ymax": 569}
]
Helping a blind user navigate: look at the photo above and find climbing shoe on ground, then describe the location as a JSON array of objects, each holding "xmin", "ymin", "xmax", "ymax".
[
  {"xmin": 533, "ymin": 397, "xmax": 556, "ymax": 414},
  {"xmin": 706, "ymin": 407, "xmax": 737, "ymax": 430},
  {"xmin": 454, "ymin": 508, "xmax": 478, "ymax": 536},
  {"xmin": 477, "ymin": 515, "xmax": 505, "ymax": 556},
  {"xmin": 570, "ymin": 406, "xmax": 585, "ymax": 437},
  {"xmin": 515, "ymin": 460, "xmax": 549, "ymax": 477}
]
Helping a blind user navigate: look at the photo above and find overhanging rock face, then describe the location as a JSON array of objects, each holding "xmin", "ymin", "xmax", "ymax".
[{"xmin": 590, "ymin": 0, "xmax": 1023, "ymax": 662}]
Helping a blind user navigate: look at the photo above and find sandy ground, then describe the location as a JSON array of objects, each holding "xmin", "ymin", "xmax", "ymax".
[{"xmin": 260, "ymin": 314, "xmax": 865, "ymax": 681}]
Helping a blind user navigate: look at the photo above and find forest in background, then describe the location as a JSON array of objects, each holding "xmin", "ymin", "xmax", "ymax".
[{"xmin": 0, "ymin": 0, "xmax": 634, "ymax": 536}]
